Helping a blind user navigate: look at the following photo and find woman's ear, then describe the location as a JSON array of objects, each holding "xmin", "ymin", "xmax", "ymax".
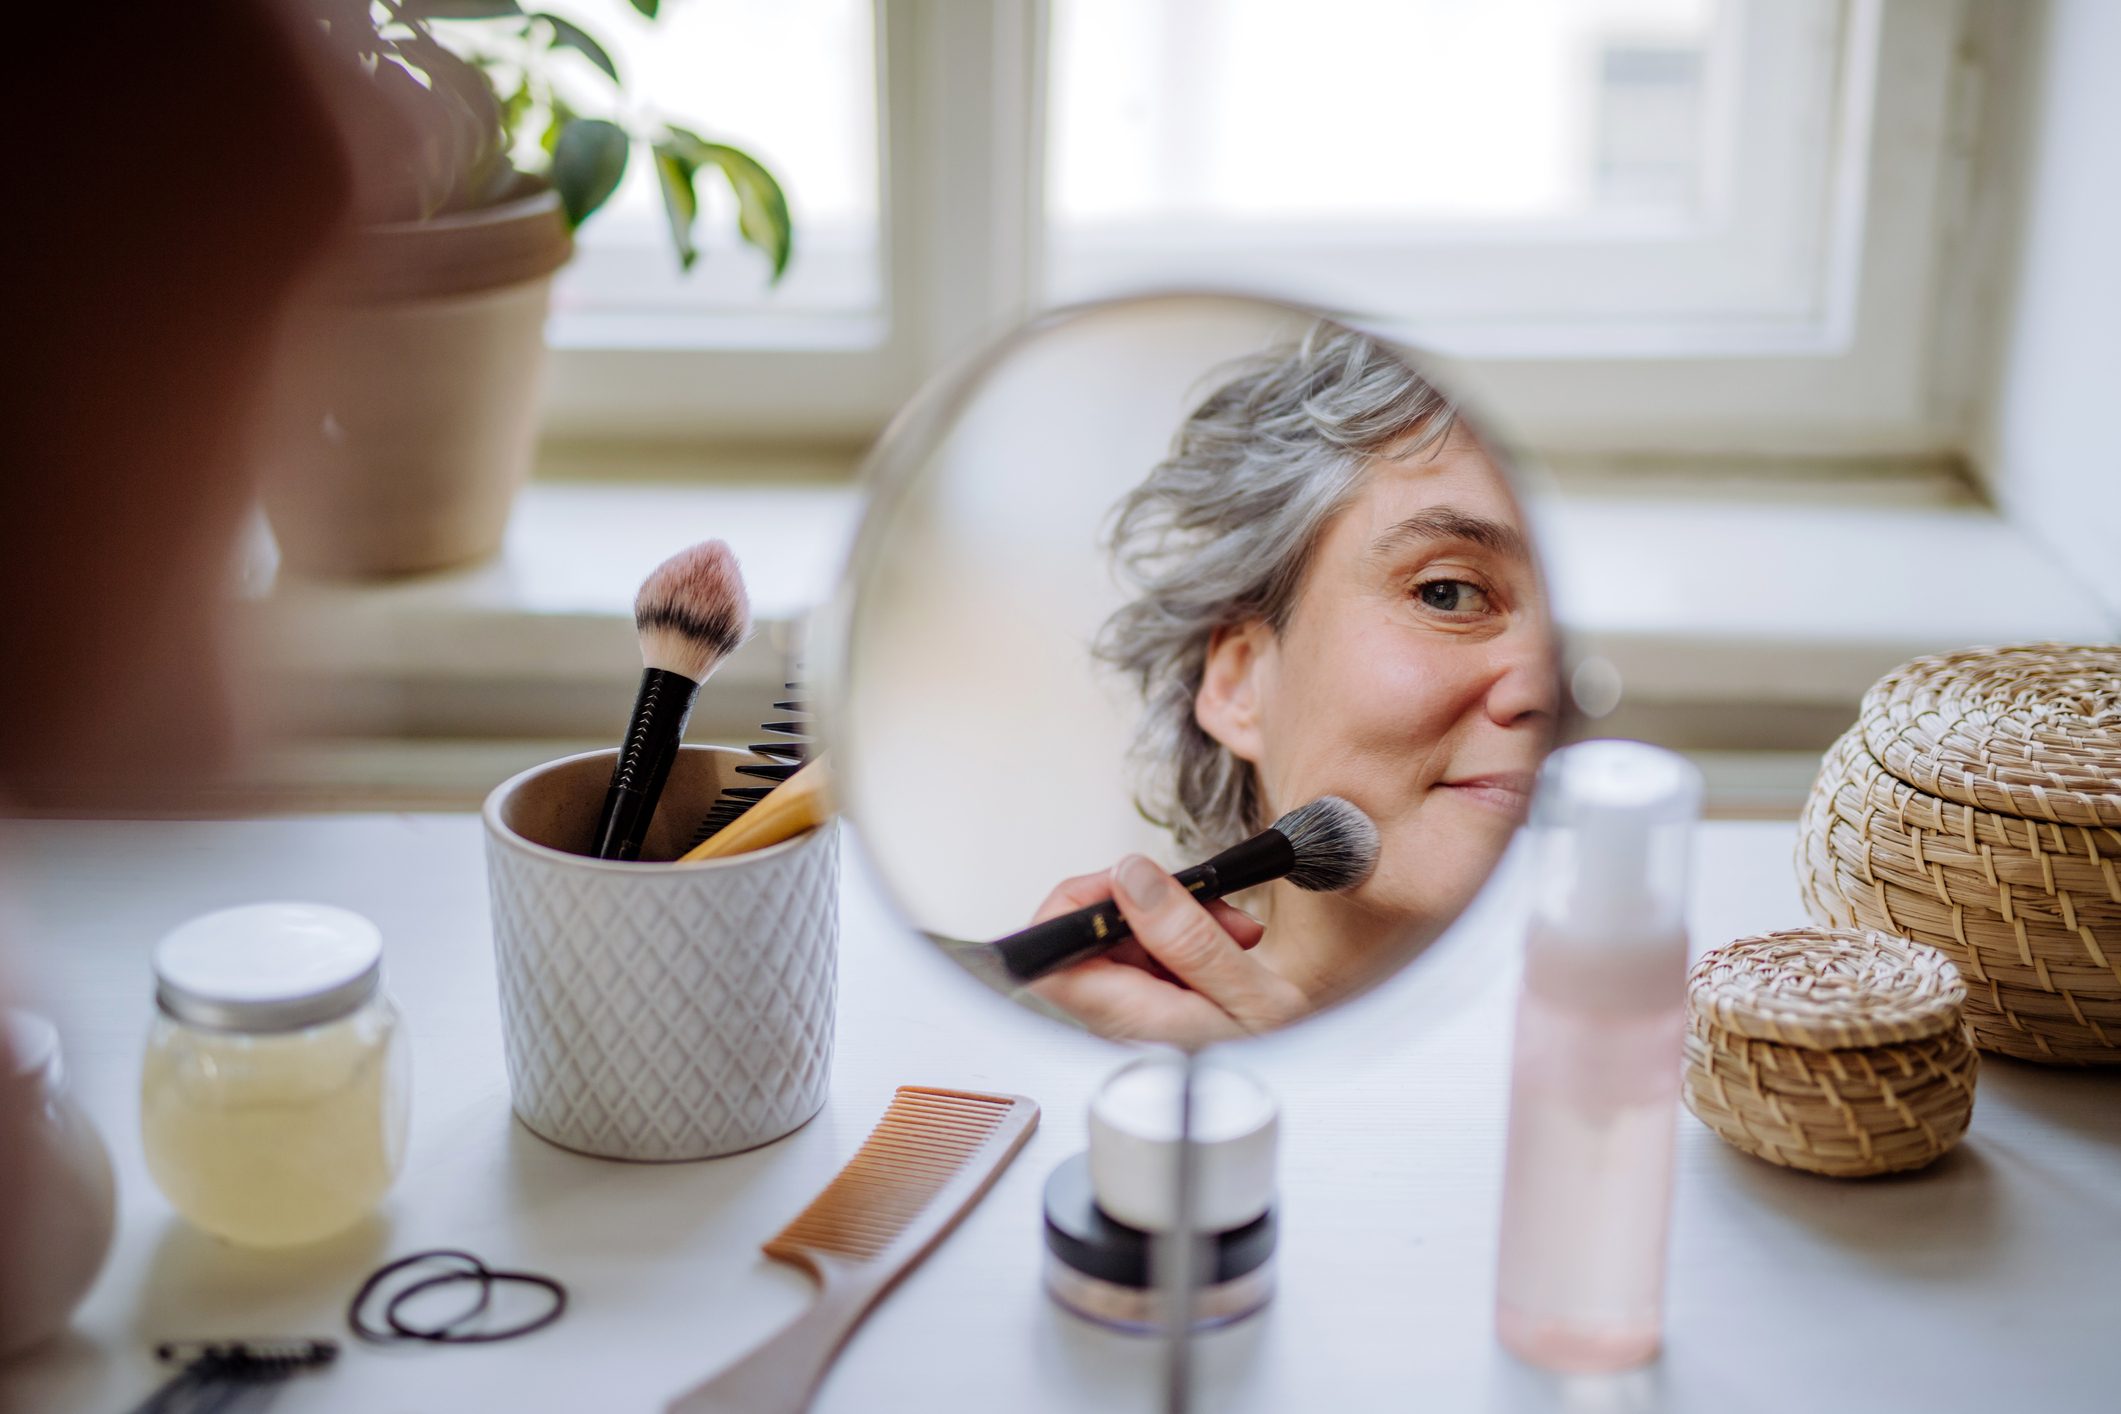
[{"xmin": 1194, "ymin": 621, "xmax": 1271, "ymax": 765}]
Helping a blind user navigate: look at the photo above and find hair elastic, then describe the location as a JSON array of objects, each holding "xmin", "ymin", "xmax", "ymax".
[
  {"xmin": 384, "ymin": 1268, "xmax": 567, "ymax": 1345},
  {"xmin": 348, "ymin": 1249, "xmax": 565, "ymax": 1346}
]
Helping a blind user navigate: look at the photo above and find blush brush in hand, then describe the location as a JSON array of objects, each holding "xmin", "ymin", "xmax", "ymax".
[
  {"xmin": 988, "ymin": 796, "xmax": 1381, "ymax": 982},
  {"xmin": 591, "ymin": 541, "xmax": 750, "ymax": 860}
]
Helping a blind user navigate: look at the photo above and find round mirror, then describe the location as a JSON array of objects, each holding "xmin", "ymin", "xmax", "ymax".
[{"xmin": 820, "ymin": 293, "xmax": 1561, "ymax": 1046}]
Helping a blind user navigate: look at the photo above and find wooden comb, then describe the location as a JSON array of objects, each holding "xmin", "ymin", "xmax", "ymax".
[{"xmin": 665, "ymin": 1086, "xmax": 1039, "ymax": 1414}]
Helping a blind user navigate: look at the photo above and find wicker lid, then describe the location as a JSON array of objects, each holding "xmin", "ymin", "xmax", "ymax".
[
  {"xmin": 1688, "ymin": 928, "xmax": 1967, "ymax": 1049},
  {"xmin": 1859, "ymin": 642, "xmax": 2121, "ymax": 829}
]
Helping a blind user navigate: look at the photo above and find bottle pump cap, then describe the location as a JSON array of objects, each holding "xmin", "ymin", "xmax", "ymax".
[{"xmin": 1531, "ymin": 740, "xmax": 1704, "ymax": 941}]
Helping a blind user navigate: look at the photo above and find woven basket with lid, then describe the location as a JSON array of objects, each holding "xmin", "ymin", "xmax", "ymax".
[
  {"xmin": 1797, "ymin": 643, "xmax": 2121, "ymax": 1064},
  {"xmin": 1683, "ymin": 928, "xmax": 1977, "ymax": 1177}
]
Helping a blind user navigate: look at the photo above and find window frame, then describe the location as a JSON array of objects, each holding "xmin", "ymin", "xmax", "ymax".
[
  {"xmin": 1043, "ymin": 0, "xmax": 1845, "ymax": 330},
  {"xmin": 536, "ymin": 0, "xmax": 1990, "ymax": 461}
]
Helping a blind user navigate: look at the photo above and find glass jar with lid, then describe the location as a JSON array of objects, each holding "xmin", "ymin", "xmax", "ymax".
[{"xmin": 141, "ymin": 902, "xmax": 411, "ymax": 1247}]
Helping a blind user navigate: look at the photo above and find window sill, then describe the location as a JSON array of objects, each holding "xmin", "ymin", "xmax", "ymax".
[
  {"xmin": 1537, "ymin": 460, "xmax": 2113, "ymax": 736},
  {"xmin": 249, "ymin": 471, "xmax": 2113, "ymax": 813},
  {"xmin": 254, "ymin": 481, "xmax": 862, "ymax": 744},
  {"xmin": 1527, "ymin": 460, "xmax": 2112, "ymax": 810}
]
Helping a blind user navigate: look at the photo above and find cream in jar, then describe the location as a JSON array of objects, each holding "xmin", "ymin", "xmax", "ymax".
[{"xmin": 141, "ymin": 903, "xmax": 410, "ymax": 1247}]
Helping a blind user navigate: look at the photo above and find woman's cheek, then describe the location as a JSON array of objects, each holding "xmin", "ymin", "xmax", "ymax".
[
  {"xmin": 1368, "ymin": 813, "xmax": 1498, "ymax": 923},
  {"xmin": 1365, "ymin": 635, "xmax": 1480, "ymax": 747}
]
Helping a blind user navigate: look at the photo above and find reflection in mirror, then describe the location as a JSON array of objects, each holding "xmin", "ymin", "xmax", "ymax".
[{"xmin": 827, "ymin": 294, "xmax": 1560, "ymax": 1046}]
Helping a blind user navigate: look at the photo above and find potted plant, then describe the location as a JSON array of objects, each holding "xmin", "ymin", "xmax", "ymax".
[{"xmin": 262, "ymin": 0, "xmax": 792, "ymax": 578}]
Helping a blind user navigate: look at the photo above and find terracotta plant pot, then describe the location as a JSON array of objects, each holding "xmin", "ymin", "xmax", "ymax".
[{"xmin": 260, "ymin": 189, "xmax": 572, "ymax": 579}]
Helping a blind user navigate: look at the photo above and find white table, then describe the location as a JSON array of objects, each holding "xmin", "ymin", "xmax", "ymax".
[{"xmin": 2, "ymin": 818, "xmax": 2116, "ymax": 1413}]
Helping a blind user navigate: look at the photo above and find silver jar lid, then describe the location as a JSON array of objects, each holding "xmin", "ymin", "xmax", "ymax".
[
  {"xmin": 153, "ymin": 903, "xmax": 382, "ymax": 1034},
  {"xmin": 1088, "ymin": 1056, "xmax": 1278, "ymax": 1235}
]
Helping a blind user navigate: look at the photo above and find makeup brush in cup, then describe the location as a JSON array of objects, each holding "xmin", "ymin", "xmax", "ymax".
[
  {"xmin": 989, "ymin": 796, "xmax": 1380, "ymax": 983},
  {"xmin": 590, "ymin": 541, "xmax": 750, "ymax": 860}
]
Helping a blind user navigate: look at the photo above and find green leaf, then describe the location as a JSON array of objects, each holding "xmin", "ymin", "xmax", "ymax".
[
  {"xmin": 403, "ymin": 0, "xmax": 525, "ymax": 18},
  {"xmin": 552, "ymin": 117, "xmax": 630, "ymax": 227},
  {"xmin": 394, "ymin": 32, "xmax": 511, "ymax": 213},
  {"xmin": 534, "ymin": 12, "xmax": 620, "ymax": 83},
  {"xmin": 665, "ymin": 128, "xmax": 793, "ymax": 281},
  {"xmin": 498, "ymin": 77, "xmax": 534, "ymax": 146},
  {"xmin": 539, "ymin": 96, "xmax": 576, "ymax": 157},
  {"xmin": 652, "ymin": 141, "xmax": 701, "ymax": 270},
  {"xmin": 373, "ymin": 56, "xmax": 455, "ymax": 218},
  {"xmin": 629, "ymin": 0, "xmax": 661, "ymax": 16}
]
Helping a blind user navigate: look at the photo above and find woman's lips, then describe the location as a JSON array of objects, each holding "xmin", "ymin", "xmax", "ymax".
[{"xmin": 1434, "ymin": 772, "xmax": 1535, "ymax": 814}]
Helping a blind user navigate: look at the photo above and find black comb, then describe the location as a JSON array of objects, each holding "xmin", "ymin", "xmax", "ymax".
[
  {"xmin": 689, "ymin": 682, "xmax": 811, "ymax": 848},
  {"xmin": 131, "ymin": 1338, "xmax": 337, "ymax": 1414}
]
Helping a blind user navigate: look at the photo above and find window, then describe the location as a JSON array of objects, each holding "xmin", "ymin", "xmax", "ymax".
[
  {"xmin": 542, "ymin": 0, "xmax": 1983, "ymax": 460},
  {"xmin": 539, "ymin": 0, "xmax": 882, "ymax": 346},
  {"xmin": 1047, "ymin": 0, "xmax": 1845, "ymax": 335}
]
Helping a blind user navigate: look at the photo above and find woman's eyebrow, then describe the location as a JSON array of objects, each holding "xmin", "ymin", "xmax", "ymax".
[{"xmin": 1368, "ymin": 506, "xmax": 1528, "ymax": 561}]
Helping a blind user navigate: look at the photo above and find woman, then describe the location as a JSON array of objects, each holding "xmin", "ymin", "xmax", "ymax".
[{"xmin": 1027, "ymin": 323, "xmax": 1559, "ymax": 1045}]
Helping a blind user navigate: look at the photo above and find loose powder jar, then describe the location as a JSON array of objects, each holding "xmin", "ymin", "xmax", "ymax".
[
  {"xmin": 1042, "ymin": 1153, "xmax": 1277, "ymax": 1334},
  {"xmin": 1044, "ymin": 1056, "xmax": 1280, "ymax": 1334},
  {"xmin": 141, "ymin": 902, "xmax": 411, "ymax": 1247}
]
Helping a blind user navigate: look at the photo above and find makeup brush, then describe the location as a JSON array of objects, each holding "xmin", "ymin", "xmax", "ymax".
[
  {"xmin": 590, "ymin": 541, "xmax": 750, "ymax": 861},
  {"xmin": 988, "ymin": 796, "xmax": 1380, "ymax": 983}
]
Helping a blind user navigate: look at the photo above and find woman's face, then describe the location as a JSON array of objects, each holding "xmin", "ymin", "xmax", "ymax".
[{"xmin": 1197, "ymin": 425, "xmax": 1556, "ymax": 939}]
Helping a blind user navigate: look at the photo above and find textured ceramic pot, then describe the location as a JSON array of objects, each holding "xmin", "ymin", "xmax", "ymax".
[{"xmin": 483, "ymin": 746, "xmax": 837, "ymax": 1161}]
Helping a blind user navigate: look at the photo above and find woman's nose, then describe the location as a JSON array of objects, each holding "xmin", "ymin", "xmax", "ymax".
[{"xmin": 1483, "ymin": 627, "xmax": 1561, "ymax": 729}]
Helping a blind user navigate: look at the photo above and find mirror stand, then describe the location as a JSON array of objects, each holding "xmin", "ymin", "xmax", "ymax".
[{"xmin": 1156, "ymin": 1051, "xmax": 1204, "ymax": 1414}]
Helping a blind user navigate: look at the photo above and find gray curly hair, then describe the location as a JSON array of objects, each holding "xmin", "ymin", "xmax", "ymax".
[{"xmin": 1092, "ymin": 321, "xmax": 1457, "ymax": 853}]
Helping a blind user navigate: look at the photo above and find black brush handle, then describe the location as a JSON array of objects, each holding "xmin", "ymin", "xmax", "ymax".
[
  {"xmin": 991, "ymin": 828, "xmax": 1296, "ymax": 982},
  {"xmin": 592, "ymin": 668, "xmax": 700, "ymax": 860}
]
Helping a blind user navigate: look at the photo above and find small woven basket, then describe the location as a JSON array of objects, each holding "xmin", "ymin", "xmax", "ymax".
[
  {"xmin": 1797, "ymin": 643, "xmax": 2121, "ymax": 1065},
  {"xmin": 1683, "ymin": 928, "xmax": 1977, "ymax": 1177}
]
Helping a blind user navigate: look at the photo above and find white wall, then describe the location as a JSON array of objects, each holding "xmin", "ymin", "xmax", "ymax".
[{"xmin": 1975, "ymin": 0, "xmax": 2121, "ymax": 623}]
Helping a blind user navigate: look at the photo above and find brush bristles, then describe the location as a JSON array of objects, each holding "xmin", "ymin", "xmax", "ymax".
[
  {"xmin": 635, "ymin": 540, "xmax": 751, "ymax": 680},
  {"xmin": 766, "ymin": 1089, "xmax": 1017, "ymax": 1263},
  {"xmin": 1271, "ymin": 795, "xmax": 1380, "ymax": 892}
]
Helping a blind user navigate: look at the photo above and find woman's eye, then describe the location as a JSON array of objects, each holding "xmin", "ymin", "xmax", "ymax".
[{"xmin": 1414, "ymin": 578, "xmax": 1493, "ymax": 614}]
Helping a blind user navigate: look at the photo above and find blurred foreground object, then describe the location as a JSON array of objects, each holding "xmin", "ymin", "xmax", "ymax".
[
  {"xmin": 0, "ymin": 8, "xmax": 353, "ymax": 810},
  {"xmin": 0, "ymin": 1013, "xmax": 115, "ymax": 1359},
  {"xmin": 0, "ymin": 3, "xmax": 378, "ymax": 1358}
]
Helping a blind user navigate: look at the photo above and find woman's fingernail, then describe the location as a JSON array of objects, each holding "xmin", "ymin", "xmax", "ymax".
[{"xmin": 1115, "ymin": 855, "xmax": 1170, "ymax": 909}]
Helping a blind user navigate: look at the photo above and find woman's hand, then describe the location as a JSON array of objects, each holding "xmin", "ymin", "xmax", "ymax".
[{"xmin": 1023, "ymin": 855, "xmax": 1310, "ymax": 1046}]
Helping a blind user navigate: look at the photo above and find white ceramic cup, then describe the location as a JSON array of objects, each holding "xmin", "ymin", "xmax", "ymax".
[{"xmin": 483, "ymin": 745, "xmax": 837, "ymax": 1161}]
